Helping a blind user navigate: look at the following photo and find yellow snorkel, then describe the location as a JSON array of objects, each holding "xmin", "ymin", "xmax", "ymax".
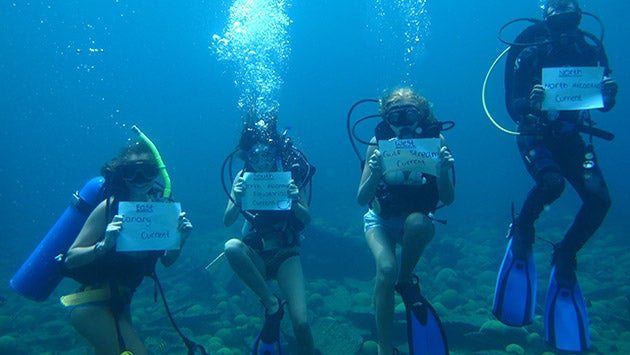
[
  {"xmin": 131, "ymin": 125, "xmax": 172, "ymax": 199},
  {"xmin": 481, "ymin": 47, "xmax": 520, "ymax": 136}
]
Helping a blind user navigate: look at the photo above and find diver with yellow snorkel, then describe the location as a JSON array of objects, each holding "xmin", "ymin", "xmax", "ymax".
[
  {"xmin": 60, "ymin": 126, "xmax": 197, "ymax": 355},
  {"xmin": 489, "ymin": 1, "xmax": 618, "ymax": 352}
]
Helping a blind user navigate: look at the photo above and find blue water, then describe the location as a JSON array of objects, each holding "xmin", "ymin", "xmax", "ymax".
[{"xmin": 1, "ymin": 1, "xmax": 629, "ymax": 354}]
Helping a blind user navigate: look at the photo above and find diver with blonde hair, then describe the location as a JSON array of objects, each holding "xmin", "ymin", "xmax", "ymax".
[{"xmin": 356, "ymin": 87, "xmax": 454, "ymax": 355}]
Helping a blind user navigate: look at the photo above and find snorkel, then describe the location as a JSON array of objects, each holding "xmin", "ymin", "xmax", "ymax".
[{"xmin": 131, "ymin": 125, "xmax": 172, "ymax": 199}]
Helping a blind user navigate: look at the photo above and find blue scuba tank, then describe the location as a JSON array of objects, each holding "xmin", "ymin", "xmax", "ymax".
[{"xmin": 10, "ymin": 176, "xmax": 105, "ymax": 301}]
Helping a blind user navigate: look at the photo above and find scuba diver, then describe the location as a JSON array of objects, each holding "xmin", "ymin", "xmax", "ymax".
[
  {"xmin": 355, "ymin": 87, "xmax": 454, "ymax": 355},
  {"xmin": 222, "ymin": 118, "xmax": 316, "ymax": 355},
  {"xmin": 61, "ymin": 138, "xmax": 194, "ymax": 355},
  {"xmin": 493, "ymin": 0, "xmax": 618, "ymax": 352}
]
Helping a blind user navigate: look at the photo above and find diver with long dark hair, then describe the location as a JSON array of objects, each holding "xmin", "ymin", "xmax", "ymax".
[
  {"xmin": 493, "ymin": 1, "xmax": 618, "ymax": 352},
  {"xmin": 222, "ymin": 118, "xmax": 316, "ymax": 355},
  {"xmin": 62, "ymin": 140, "xmax": 193, "ymax": 355}
]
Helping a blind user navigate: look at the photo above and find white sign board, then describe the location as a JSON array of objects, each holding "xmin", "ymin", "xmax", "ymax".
[
  {"xmin": 379, "ymin": 138, "xmax": 441, "ymax": 176},
  {"xmin": 242, "ymin": 172, "xmax": 291, "ymax": 211},
  {"xmin": 117, "ymin": 202, "xmax": 181, "ymax": 252},
  {"xmin": 542, "ymin": 66, "xmax": 604, "ymax": 111}
]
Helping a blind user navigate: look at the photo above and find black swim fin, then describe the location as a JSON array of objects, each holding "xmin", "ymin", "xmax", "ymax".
[
  {"xmin": 544, "ymin": 266, "xmax": 590, "ymax": 352},
  {"xmin": 252, "ymin": 299, "xmax": 285, "ymax": 355},
  {"xmin": 396, "ymin": 275, "xmax": 448, "ymax": 355}
]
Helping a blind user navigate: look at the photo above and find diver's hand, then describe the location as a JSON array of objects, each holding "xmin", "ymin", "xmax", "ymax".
[
  {"xmin": 439, "ymin": 146, "xmax": 454, "ymax": 172},
  {"xmin": 602, "ymin": 77, "xmax": 618, "ymax": 105},
  {"xmin": 529, "ymin": 84, "xmax": 545, "ymax": 111},
  {"xmin": 177, "ymin": 212, "xmax": 193, "ymax": 245},
  {"xmin": 368, "ymin": 149, "xmax": 383, "ymax": 177},
  {"xmin": 96, "ymin": 215, "xmax": 122, "ymax": 255},
  {"xmin": 178, "ymin": 212, "xmax": 193, "ymax": 233},
  {"xmin": 232, "ymin": 176, "xmax": 246, "ymax": 205},
  {"xmin": 288, "ymin": 179, "xmax": 300, "ymax": 201}
]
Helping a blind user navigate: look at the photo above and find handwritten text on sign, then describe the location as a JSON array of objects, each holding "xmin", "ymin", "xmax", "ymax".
[
  {"xmin": 542, "ymin": 66, "xmax": 604, "ymax": 111},
  {"xmin": 379, "ymin": 138, "xmax": 441, "ymax": 176},
  {"xmin": 242, "ymin": 172, "xmax": 291, "ymax": 211},
  {"xmin": 117, "ymin": 202, "xmax": 181, "ymax": 252}
]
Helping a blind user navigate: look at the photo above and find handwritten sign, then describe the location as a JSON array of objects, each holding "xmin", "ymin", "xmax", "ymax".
[
  {"xmin": 379, "ymin": 138, "xmax": 441, "ymax": 176},
  {"xmin": 242, "ymin": 172, "xmax": 291, "ymax": 211},
  {"xmin": 116, "ymin": 202, "xmax": 181, "ymax": 252},
  {"xmin": 542, "ymin": 66, "xmax": 604, "ymax": 111}
]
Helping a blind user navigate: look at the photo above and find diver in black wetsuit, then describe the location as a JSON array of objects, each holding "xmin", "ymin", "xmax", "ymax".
[{"xmin": 505, "ymin": 0, "xmax": 618, "ymax": 289}]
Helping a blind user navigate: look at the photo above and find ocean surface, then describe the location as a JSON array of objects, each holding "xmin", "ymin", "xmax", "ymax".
[{"xmin": 1, "ymin": 1, "xmax": 628, "ymax": 354}]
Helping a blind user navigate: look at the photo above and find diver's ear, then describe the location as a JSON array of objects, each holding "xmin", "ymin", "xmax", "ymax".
[{"xmin": 100, "ymin": 163, "xmax": 115, "ymax": 181}]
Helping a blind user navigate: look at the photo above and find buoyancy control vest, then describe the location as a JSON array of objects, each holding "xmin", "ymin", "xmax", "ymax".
[
  {"xmin": 372, "ymin": 121, "xmax": 441, "ymax": 219},
  {"xmin": 63, "ymin": 199, "xmax": 163, "ymax": 290}
]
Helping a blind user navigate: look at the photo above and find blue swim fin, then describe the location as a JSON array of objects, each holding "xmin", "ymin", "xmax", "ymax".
[
  {"xmin": 544, "ymin": 266, "xmax": 590, "ymax": 352},
  {"xmin": 396, "ymin": 276, "xmax": 448, "ymax": 355},
  {"xmin": 252, "ymin": 300, "xmax": 284, "ymax": 355},
  {"xmin": 493, "ymin": 238, "xmax": 537, "ymax": 326}
]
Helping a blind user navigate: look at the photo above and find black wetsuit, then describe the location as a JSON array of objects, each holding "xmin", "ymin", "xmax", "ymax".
[{"xmin": 505, "ymin": 21, "xmax": 613, "ymax": 264}]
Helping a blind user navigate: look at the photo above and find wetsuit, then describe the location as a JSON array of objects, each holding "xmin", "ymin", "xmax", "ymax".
[{"xmin": 504, "ymin": 21, "xmax": 613, "ymax": 271}]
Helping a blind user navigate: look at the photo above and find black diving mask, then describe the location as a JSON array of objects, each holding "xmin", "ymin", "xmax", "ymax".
[
  {"xmin": 247, "ymin": 144, "xmax": 277, "ymax": 171},
  {"xmin": 385, "ymin": 105, "xmax": 424, "ymax": 127},
  {"xmin": 545, "ymin": 10, "xmax": 582, "ymax": 32},
  {"xmin": 121, "ymin": 160, "xmax": 159, "ymax": 183}
]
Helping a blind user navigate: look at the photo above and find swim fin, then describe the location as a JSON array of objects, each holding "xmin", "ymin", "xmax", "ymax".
[
  {"xmin": 544, "ymin": 266, "xmax": 590, "ymax": 352},
  {"xmin": 493, "ymin": 238, "xmax": 537, "ymax": 326},
  {"xmin": 396, "ymin": 276, "xmax": 449, "ymax": 355},
  {"xmin": 252, "ymin": 299, "xmax": 284, "ymax": 355}
]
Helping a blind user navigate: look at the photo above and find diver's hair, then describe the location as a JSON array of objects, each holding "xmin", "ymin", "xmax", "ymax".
[
  {"xmin": 543, "ymin": 0, "xmax": 581, "ymax": 18},
  {"xmin": 100, "ymin": 142, "xmax": 155, "ymax": 199},
  {"xmin": 379, "ymin": 87, "xmax": 436, "ymax": 126},
  {"xmin": 238, "ymin": 120, "xmax": 281, "ymax": 157}
]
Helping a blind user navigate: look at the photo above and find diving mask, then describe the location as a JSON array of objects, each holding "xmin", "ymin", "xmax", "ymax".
[
  {"xmin": 385, "ymin": 105, "xmax": 424, "ymax": 127},
  {"xmin": 247, "ymin": 144, "xmax": 277, "ymax": 171},
  {"xmin": 544, "ymin": 1, "xmax": 581, "ymax": 33},
  {"xmin": 121, "ymin": 160, "xmax": 159, "ymax": 183}
]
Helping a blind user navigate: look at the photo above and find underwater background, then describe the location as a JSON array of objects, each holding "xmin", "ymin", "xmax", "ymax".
[{"xmin": 1, "ymin": 0, "xmax": 628, "ymax": 354}]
